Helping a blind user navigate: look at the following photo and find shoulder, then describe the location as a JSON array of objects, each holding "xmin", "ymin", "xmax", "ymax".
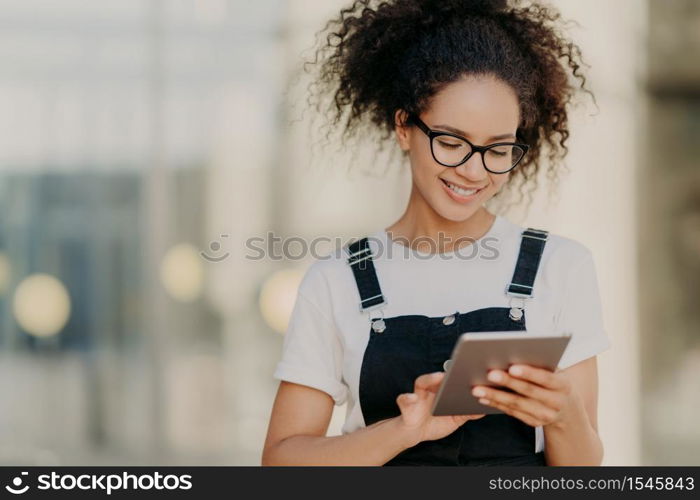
[
  {"xmin": 296, "ymin": 253, "xmax": 344, "ymax": 303},
  {"xmin": 499, "ymin": 217, "xmax": 597, "ymax": 295},
  {"xmin": 543, "ymin": 232, "xmax": 594, "ymax": 268},
  {"xmin": 535, "ymin": 231, "xmax": 600, "ymax": 305},
  {"xmin": 295, "ymin": 231, "xmax": 384, "ymax": 303},
  {"xmin": 502, "ymin": 217, "xmax": 593, "ymax": 267}
]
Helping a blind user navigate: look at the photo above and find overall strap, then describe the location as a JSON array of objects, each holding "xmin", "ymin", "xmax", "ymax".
[
  {"xmin": 344, "ymin": 237, "xmax": 387, "ymax": 312},
  {"xmin": 506, "ymin": 227, "xmax": 549, "ymax": 299}
]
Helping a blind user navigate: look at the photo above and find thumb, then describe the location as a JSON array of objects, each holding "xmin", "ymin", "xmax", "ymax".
[{"xmin": 396, "ymin": 392, "xmax": 418, "ymax": 411}]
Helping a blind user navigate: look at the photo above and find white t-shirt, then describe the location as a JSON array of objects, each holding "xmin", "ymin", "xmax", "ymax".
[{"xmin": 272, "ymin": 214, "xmax": 611, "ymax": 454}]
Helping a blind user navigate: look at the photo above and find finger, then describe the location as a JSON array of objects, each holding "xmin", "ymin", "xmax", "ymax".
[
  {"xmin": 507, "ymin": 364, "xmax": 564, "ymax": 391},
  {"xmin": 466, "ymin": 413, "xmax": 486, "ymax": 420},
  {"xmin": 472, "ymin": 386, "xmax": 537, "ymax": 411},
  {"xmin": 478, "ymin": 398, "xmax": 541, "ymax": 427},
  {"xmin": 414, "ymin": 372, "xmax": 444, "ymax": 393},
  {"xmin": 452, "ymin": 414, "xmax": 485, "ymax": 424},
  {"xmin": 476, "ymin": 388, "xmax": 557, "ymax": 423},
  {"xmin": 486, "ymin": 370, "xmax": 561, "ymax": 410},
  {"xmin": 472, "ymin": 384, "xmax": 521, "ymax": 407}
]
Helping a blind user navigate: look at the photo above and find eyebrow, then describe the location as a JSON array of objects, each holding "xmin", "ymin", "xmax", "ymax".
[{"xmin": 433, "ymin": 123, "xmax": 516, "ymax": 142}]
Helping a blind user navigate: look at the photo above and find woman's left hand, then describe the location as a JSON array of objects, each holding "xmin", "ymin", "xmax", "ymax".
[{"xmin": 470, "ymin": 364, "xmax": 582, "ymax": 428}]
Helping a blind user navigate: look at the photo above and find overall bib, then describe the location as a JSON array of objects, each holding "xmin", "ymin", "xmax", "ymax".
[{"xmin": 344, "ymin": 227, "xmax": 550, "ymax": 466}]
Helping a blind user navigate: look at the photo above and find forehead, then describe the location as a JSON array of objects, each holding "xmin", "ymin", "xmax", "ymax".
[{"xmin": 425, "ymin": 74, "xmax": 520, "ymax": 138}]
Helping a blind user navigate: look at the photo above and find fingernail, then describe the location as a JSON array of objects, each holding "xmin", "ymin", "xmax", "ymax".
[
  {"xmin": 479, "ymin": 398, "xmax": 490, "ymax": 405},
  {"xmin": 472, "ymin": 387, "xmax": 486, "ymax": 397},
  {"xmin": 509, "ymin": 365, "xmax": 523, "ymax": 376},
  {"xmin": 487, "ymin": 371, "xmax": 502, "ymax": 382}
]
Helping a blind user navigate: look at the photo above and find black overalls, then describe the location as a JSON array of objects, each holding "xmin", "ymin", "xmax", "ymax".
[{"xmin": 344, "ymin": 227, "xmax": 550, "ymax": 466}]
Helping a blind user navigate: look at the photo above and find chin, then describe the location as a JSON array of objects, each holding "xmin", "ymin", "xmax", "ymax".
[{"xmin": 433, "ymin": 202, "xmax": 481, "ymax": 223}]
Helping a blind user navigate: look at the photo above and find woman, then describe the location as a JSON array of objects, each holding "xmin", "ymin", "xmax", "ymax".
[{"xmin": 262, "ymin": 0, "xmax": 610, "ymax": 466}]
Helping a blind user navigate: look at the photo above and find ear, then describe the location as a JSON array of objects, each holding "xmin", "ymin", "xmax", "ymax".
[{"xmin": 394, "ymin": 109, "xmax": 411, "ymax": 152}]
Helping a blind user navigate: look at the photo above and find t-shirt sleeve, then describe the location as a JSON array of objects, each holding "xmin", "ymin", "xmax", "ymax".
[
  {"xmin": 555, "ymin": 249, "xmax": 612, "ymax": 370},
  {"xmin": 272, "ymin": 267, "xmax": 349, "ymax": 405}
]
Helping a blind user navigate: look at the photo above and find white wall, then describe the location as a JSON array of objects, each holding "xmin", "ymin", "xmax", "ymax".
[{"xmin": 512, "ymin": 0, "xmax": 646, "ymax": 466}]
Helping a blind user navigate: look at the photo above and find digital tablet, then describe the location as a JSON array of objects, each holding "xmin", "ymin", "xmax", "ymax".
[{"xmin": 431, "ymin": 332, "xmax": 572, "ymax": 416}]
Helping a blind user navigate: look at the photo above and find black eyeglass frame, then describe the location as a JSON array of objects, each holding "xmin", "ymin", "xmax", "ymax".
[{"xmin": 408, "ymin": 113, "xmax": 530, "ymax": 174}]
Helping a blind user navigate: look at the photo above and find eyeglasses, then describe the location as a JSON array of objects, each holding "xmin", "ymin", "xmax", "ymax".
[{"xmin": 408, "ymin": 113, "xmax": 529, "ymax": 174}]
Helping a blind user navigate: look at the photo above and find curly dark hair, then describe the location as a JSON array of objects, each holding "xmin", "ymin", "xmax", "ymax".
[{"xmin": 298, "ymin": 0, "xmax": 596, "ymax": 207}]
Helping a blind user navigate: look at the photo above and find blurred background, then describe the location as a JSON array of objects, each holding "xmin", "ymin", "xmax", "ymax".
[{"xmin": 0, "ymin": 0, "xmax": 697, "ymax": 466}]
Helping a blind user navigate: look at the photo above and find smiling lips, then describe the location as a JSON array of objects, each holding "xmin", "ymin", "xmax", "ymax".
[{"xmin": 440, "ymin": 178, "xmax": 486, "ymax": 202}]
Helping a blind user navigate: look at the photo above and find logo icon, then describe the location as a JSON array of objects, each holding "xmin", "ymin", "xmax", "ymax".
[
  {"xmin": 201, "ymin": 234, "xmax": 230, "ymax": 262},
  {"xmin": 5, "ymin": 472, "xmax": 29, "ymax": 495}
]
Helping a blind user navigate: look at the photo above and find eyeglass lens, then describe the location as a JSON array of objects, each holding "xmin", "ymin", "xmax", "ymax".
[{"xmin": 432, "ymin": 135, "xmax": 525, "ymax": 172}]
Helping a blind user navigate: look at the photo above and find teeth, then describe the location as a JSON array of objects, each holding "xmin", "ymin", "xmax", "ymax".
[{"xmin": 446, "ymin": 181, "xmax": 478, "ymax": 197}]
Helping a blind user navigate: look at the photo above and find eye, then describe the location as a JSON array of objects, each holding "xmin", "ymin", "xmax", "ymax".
[
  {"xmin": 436, "ymin": 139, "xmax": 467, "ymax": 150},
  {"xmin": 487, "ymin": 147, "xmax": 509, "ymax": 157}
]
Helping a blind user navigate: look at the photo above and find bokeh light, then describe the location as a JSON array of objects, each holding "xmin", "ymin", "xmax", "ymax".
[
  {"xmin": 12, "ymin": 273, "xmax": 71, "ymax": 337},
  {"xmin": 160, "ymin": 243, "xmax": 205, "ymax": 303},
  {"xmin": 258, "ymin": 268, "xmax": 304, "ymax": 334}
]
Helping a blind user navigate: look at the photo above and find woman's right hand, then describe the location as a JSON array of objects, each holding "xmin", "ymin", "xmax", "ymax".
[{"xmin": 395, "ymin": 371, "xmax": 485, "ymax": 448}]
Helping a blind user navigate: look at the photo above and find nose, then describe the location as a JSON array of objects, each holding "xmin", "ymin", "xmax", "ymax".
[{"xmin": 454, "ymin": 150, "xmax": 489, "ymax": 181}]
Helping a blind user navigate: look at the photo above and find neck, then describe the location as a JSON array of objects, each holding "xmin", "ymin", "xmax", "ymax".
[{"xmin": 385, "ymin": 183, "xmax": 496, "ymax": 254}]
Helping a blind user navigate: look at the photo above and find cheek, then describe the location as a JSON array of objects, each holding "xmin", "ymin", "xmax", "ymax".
[
  {"xmin": 409, "ymin": 144, "xmax": 441, "ymax": 182},
  {"xmin": 490, "ymin": 172, "xmax": 510, "ymax": 192}
]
